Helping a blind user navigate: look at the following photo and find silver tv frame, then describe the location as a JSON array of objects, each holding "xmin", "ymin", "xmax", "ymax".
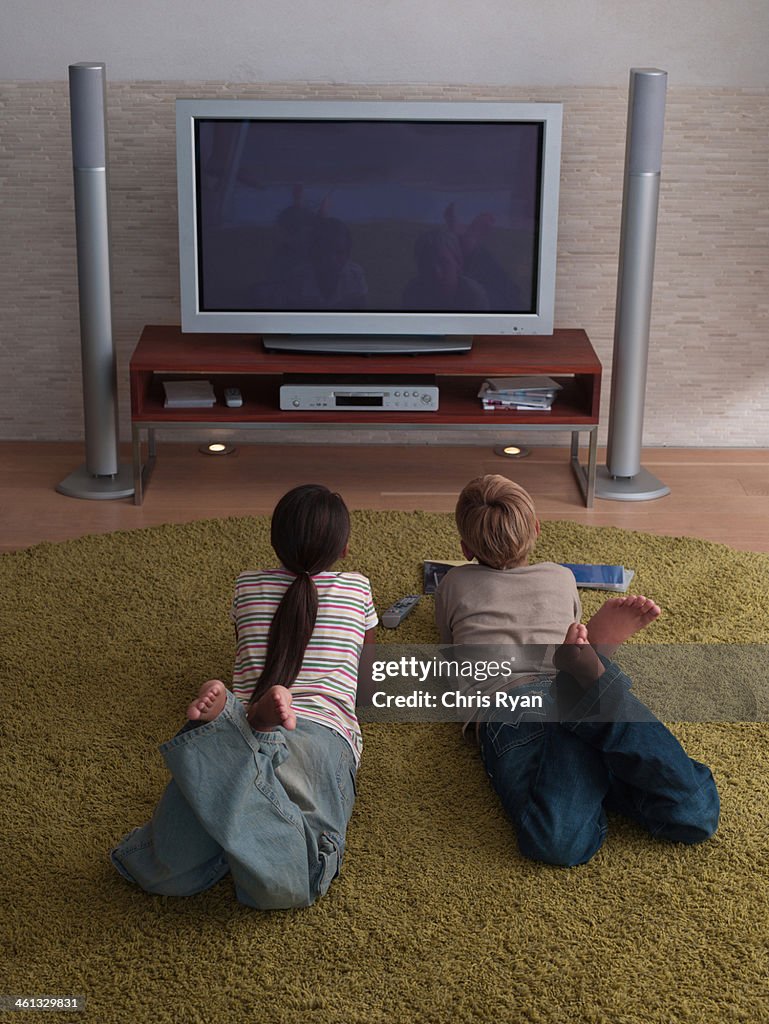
[{"xmin": 176, "ymin": 99, "xmax": 563, "ymax": 348}]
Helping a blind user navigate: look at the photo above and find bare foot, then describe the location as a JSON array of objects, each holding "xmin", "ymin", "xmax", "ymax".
[
  {"xmin": 553, "ymin": 622, "xmax": 606, "ymax": 688},
  {"xmin": 187, "ymin": 679, "xmax": 227, "ymax": 722},
  {"xmin": 585, "ymin": 595, "xmax": 661, "ymax": 657},
  {"xmin": 247, "ymin": 685, "xmax": 296, "ymax": 731}
]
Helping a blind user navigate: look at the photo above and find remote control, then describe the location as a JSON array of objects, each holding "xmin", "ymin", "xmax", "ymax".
[
  {"xmin": 224, "ymin": 387, "xmax": 243, "ymax": 408},
  {"xmin": 381, "ymin": 594, "xmax": 420, "ymax": 629}
]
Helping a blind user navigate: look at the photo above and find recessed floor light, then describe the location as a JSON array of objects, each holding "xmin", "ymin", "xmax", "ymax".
[
  {"xmin": 199, "ymin": 442, "xmax": 236, "ymax": 456},
  {"xmin": 493, "ymin": 444, "xmax": 531, "ymax": 459}
]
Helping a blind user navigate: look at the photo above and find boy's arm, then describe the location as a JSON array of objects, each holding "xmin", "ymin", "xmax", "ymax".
[{"xmin": 434, "ymin": 579, "xmax": 454, "ymax": 644}]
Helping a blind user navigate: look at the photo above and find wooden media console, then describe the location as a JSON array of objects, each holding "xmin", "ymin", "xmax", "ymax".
[{"xmin": 129, "ymin": 325, "xmax": 601, "ymax": 506}]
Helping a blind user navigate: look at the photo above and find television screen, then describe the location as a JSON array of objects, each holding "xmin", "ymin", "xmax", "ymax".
[{"xmin": 177, "ymin": 101, "xmax": 562, "ymax": 347}]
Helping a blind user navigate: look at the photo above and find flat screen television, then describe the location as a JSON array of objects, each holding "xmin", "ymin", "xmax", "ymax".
[{"xmin": 176, "ymin": 99, "xmax": 563, "ymax": 353}]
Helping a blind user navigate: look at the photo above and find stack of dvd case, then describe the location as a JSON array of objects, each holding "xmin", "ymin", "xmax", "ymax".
[{"xmin": 477, "ymin": 375, "xmax": 562, "ymax": 411}]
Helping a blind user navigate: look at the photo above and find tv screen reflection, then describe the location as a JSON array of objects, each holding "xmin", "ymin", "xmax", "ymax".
[{"xmin": 195, "ymin": 119, "xmax": 542, "ymax": 315}]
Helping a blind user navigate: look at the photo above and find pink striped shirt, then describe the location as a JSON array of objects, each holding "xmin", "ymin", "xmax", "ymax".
[{"xmin": 230, "ymin": 569, "xmax": 378, "ymax": 762}]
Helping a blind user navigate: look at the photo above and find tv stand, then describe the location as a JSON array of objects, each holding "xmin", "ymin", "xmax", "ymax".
[
  {"xmin": 262, "ymin": 334, "xmax": 473, "ymax": 355},
  {"xmin": 129, "ymin": 326, "xmax": 601, "ymax": 506}
]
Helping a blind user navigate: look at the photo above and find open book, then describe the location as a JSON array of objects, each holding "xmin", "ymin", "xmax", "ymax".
[
  {"xmin": 423, "ymin": 559, "xmax": 471, "ymax": 594},
  {"xmin": 423, "ymin": 559, "xmax": 635, "ymax": 594},
  {"xmin": 560, "ymin": 563, "xmax": 635, "ymax": 592}
]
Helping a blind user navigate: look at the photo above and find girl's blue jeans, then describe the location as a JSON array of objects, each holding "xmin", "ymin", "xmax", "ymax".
[
  {"xmin": 480, "ymin": 658, "xmax": 720, "ymax": 866},
  {"xmin": 111, "ymin": 692, "xmax": 357, "ymax": 909}
]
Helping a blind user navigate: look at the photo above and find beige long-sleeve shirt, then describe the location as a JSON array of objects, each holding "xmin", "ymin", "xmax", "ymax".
[{"xmin": 434, "ymin": 561, "xmax": 582, "ymax": 686}]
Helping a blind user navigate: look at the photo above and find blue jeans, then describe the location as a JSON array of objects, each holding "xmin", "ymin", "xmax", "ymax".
[
  {"xmin": 479, "ymin": 659, "xmax": 720, "ymax": 866},
  {"xmin": 111, "ymin": 692, "xmax": 357, "ymax": 909}
]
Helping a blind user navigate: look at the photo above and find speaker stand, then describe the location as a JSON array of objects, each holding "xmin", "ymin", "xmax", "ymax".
[
  {"xmin": 56, "ymin": 464, "xmax": 135, "ymax": 500},
  {"xmin": 595, "ymin": 465, "xmax": 670, "ymax": 501},
  {"xmin": 598, "ymin": 68, "xmax": 670, "ymax": 503},
  {"xmin": 58, "ymin": 61, "xmax": 134, "ymax": 502}
]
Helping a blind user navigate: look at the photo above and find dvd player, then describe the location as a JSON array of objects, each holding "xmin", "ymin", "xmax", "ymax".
[{"xmin": 280, "ymin": 374, "xmax": 439, "ymax": 412}]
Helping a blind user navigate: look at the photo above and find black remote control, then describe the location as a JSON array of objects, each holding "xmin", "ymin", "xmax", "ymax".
[{"xmin": 381, "ymin": 594, "xmax": 420, "ymax": 628}]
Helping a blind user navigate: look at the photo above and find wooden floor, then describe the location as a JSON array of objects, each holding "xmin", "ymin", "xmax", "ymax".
[{"xmin": 2, "ymin": 441, "xmax": 769, "ymax": 553}]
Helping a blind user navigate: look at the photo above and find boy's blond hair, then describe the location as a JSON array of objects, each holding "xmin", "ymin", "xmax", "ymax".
[{"xmin": 455, "ymin": 474, "xmax": 538, "ymax": 569}]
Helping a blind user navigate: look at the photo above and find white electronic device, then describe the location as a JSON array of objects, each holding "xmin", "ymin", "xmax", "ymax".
[
  {"xmin": 224, "ymin": 387, "xmax": 243, "ymax": 408},
  {"xmin": 280, "ymin": 375, "xmax": 439, "ymax": 412}
]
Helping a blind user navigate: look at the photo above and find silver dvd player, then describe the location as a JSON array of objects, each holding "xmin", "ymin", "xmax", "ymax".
[{"xmin": 280, "ymin": 374, "xmax": 439, "ymax": 412}]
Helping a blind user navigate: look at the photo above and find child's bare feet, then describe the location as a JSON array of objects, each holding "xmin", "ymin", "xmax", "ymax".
[
  {"xmin": 585, "ymin": 594, "xmax": 661, "ymax": 658},
  {"xmin": 187, "ymin": 679, "xmax": 227, "ymax": 722},
  {"xmin": 553, "ymin": 622, "xmax": 606, "ymax": 688},
  {"xmin": 247, "ymin": 685, "xmax": 296, "ymax": 731}
]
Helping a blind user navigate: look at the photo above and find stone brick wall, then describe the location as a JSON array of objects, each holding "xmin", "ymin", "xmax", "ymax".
[{"xmin": 1, "ymin": 81, "xmax": 766, "ymax": 445}]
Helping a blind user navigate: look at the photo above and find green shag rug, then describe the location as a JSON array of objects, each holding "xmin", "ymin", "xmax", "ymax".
[{"xmin": 2, "ymin": 513, "xmax": 768, "ymax": 1024}]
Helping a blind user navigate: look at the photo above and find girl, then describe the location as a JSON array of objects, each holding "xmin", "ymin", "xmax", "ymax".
[{"xmin": 111, "ymin": 484, "xmax": 378, "ymax": 909}]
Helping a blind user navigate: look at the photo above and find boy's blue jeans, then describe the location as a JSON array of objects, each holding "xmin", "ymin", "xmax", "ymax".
[
  {"xmin": 110, "ymin": 692, "xmax": 357, "ymax": 909},
  {"xmin": 479, "ymin": 659, "xmax": 720, "ymax": 866}
]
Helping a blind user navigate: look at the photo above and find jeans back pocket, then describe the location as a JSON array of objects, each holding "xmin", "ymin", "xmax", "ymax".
[{"xmin": 485, "ymin": 719, "xmax": 546, "ymax": 758}]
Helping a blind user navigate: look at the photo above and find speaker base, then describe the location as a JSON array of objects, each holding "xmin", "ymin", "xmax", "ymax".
[
  {"xmin": 594, "ymin": 465, "xmax": 670, "ymax": 502},
  {"xmin": 56, "ymin": 463, "xmax": 135, "ymax": 501}
]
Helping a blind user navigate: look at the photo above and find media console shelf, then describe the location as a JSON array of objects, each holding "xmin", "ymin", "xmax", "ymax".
[{"xmin": 130, "ymin": 325, "xmax": 601, "ymax": 506}]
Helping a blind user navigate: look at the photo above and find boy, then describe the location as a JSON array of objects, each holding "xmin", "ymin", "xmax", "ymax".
[{"xmin": 435, "ymin": 474, "xmax": 719, "ymax": 866}]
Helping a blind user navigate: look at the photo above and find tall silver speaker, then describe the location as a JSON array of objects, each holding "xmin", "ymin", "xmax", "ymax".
[
  {"xmin": 595, "ymin": 68, "xmax": 670, "ymax": 501},
  {"xmin": 57, "ymin": 61, "xmax": 134, "ymax": 500}
]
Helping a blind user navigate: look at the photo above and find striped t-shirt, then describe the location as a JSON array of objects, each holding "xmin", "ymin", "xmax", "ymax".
[{"xmin": 230, "ymin": 569, "xmax": 378, "ymax": 762}]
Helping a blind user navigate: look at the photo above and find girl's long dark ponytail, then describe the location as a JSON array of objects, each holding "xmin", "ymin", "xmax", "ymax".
[{"xmin": 250, "ymin": 484, "xmax": 350, "ymax": 704}]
